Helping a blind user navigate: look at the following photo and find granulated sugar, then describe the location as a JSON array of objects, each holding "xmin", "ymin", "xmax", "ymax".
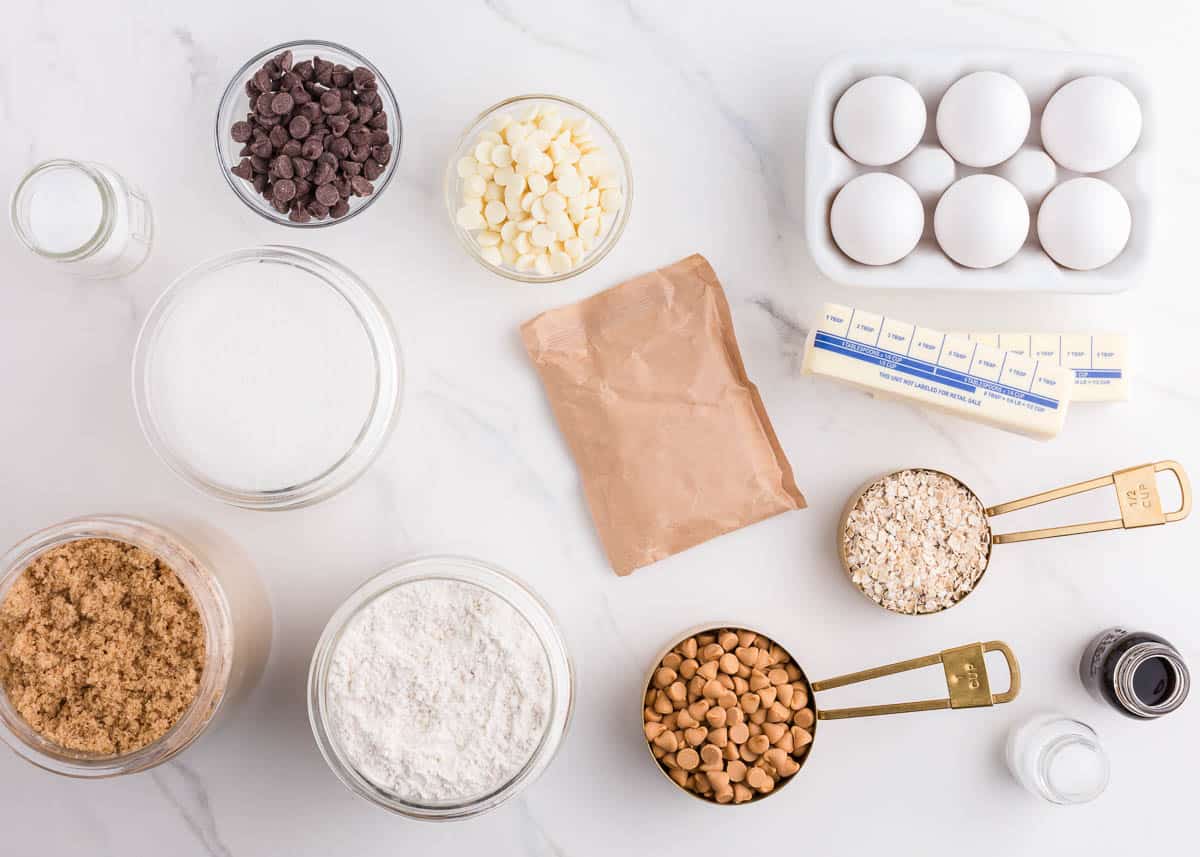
[
  {"xmin": 842, "ymin": 469, "xmax": 991, "ymax": 614},
  {"xmin": 145, "ymin": 260, "xmax": 376, "ymax": 493},
  {"xmin": 326, "ymin": 578, "xmax": 552, "ymax": 802}
]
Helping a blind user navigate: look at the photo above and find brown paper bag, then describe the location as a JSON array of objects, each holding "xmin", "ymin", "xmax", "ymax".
[{"xmin": 521, "ymin": 254, "xmax": 806, "ymax": 576}]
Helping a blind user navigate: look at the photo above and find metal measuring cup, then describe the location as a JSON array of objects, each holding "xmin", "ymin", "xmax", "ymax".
[
  {"xmin": 839, "ymin": 460, "xmax": 1192, "ymax": 615},
  {"xmin": 642, "ymin": 624, "xmax": 1020, "ymax": 805}
]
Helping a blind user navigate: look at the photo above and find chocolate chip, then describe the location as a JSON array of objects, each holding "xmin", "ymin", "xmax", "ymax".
[
  {"xmin": 315, "ymin": 183, "xmax": 340, "ymax": 206},
  {"xmin": 313, "ymin": 162, "xmax": 336, "ymax": 185},
  {"xmin": 271, "ymin": 155, "xmax": 294, "ymax": 179},
  {"xmin": 352, "ymin": 67, "xmax": 376, "ymax": 90},
  {"xmin": 301, "ymin": 136, "xmax": 324, "ymax": 159},
  {"xmin": 319, "ymin": 90, "xmax": 342, "ymax": 114},
  {"xmin": 314, "ymin": 57, "xmax": 334, "ymax": 85},
  {"xmin": 329, "ymin": 114, "xmax": 350, "ymax": 137},
  {"xmin": 270, "ymin": 91, "xmax": 295, "ymax": 115},
  {"xmin": 274, "ymin": 178, "xmax": 297, "ymax": 202},
  {"xmin": 369, "ymin": 143, "xmax": 392, "ymax": 165},
  {"xmin": 288, "ymin": 115, "xmax": 312, "ymax": 139},
  {"xmin": 228, "ymin": 48, "xmax": 392, "ymax": 222}
]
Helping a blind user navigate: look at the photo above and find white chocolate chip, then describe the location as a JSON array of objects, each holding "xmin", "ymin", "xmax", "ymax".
[
  {"xmin": 456, "ymin": 205, "xmax": 485, "ymax": 229},
  {"xmin": 484, "ymin": 200, "xmax": 507, "ymax": 225},
  {"xmin": 456, "ymin": 157, "xmax": 478, "ymax": 178},
  {"xmin": 549, "ymin": 250, "xmax": 573, "ymax": 274},
  {"xmin": 456, "ymin": 102, "xmax": 623, "ymax": 275},
  {"xmin": 531, "ymin": 224, "xmax": 555, "ymax": 247}
]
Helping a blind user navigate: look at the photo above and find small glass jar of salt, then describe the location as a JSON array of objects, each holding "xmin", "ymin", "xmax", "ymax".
[
  {"xmin": 10, "ymin": 158, "xmax": 153, "ymax": 278},
  {"xmin": 1006, "ymin": 714, "xmax": 1109, "ymax": 805}
]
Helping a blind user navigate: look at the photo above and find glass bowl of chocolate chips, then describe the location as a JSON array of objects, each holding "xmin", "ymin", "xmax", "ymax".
[{"xmin": 216, "ymin": 40, "xmax": 400, "ymax": 227}]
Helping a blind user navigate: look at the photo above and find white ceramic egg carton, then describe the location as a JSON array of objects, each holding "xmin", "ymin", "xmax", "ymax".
[{"xmin": 805, "ymin": 50, "xmax": 1153, "ymax": 293}]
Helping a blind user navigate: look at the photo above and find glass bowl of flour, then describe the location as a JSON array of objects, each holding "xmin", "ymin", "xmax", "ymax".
[
  {"xmin": 307, "ymin": 556, "xmax": 574, "ymax": 820},
  {"xmin": 132, "ymin": 245, "xmax": 401, "ymax": 510}
]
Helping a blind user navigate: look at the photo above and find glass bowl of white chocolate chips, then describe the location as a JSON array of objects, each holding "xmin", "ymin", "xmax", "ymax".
[{"xmin": 445, "ymin": 94, "xmax": 632, "ymax": 283}]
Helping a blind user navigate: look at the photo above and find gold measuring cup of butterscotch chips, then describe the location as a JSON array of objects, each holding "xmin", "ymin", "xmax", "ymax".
[
  {"xmin": 641, "ymin": 624, "xmax": 1020, "ymax": 805},
  {"xmin": 839, "ymin": 460, "xmax": 1192, "ymax": 616}
]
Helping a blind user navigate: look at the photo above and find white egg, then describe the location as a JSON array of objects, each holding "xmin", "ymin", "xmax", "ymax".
[
  {"xmin": 936, "ymin": 71, "xmax": 1030, "ymax": 168},
  {"xmin": 1037, "ymin": 178, "xmax": 1131, "ymax": 270},
  {"xmin": 997, "ymin": 148, "xmax": 1058, "ymax": 205},
  {"xmin": 833, "ymin": 76, "xmax": 926, "ymax": 167},
  {"xmin": 1040, "ymin": 76, "xmax": 1142, "ymax": 173},
  {"xmin": 830, "ymin": 173, "xmax": 924, "ymax": 266},
  {"xmin": 892, "ymin": 145, "xmax": 956, "ymax": 201},
  {"xmin": 934, "ymin": 174, "xmax": 1029, "ymax": 268}
]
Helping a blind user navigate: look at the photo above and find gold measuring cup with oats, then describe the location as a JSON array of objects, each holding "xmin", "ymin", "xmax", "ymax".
[
  {"xmin": 839, "ymin": 461, "xmax": 1192, "ymax": 616},
  {"xmin": 641, "ymin": 624, "xmax": 1020, "ymax": 805}
]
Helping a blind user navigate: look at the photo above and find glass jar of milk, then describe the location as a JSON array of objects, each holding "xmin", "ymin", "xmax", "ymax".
[{"xmin": 10, "ymin": 159, "xmax": 153, "ymax": 278}]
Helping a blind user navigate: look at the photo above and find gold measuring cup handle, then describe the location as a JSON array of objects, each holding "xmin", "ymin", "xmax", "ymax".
[
  {"xmin": 987, "ymin": 460, "xmax": 1192, "ymax": 545},
  {"xmin": 812, "ymin": 641, "xmax": 1021, "ymax": 721}
]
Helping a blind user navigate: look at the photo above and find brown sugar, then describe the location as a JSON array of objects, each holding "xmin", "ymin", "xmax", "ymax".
[{"xmin": 0, "ymin": 538, "xmax": 205, "ymax": 755}]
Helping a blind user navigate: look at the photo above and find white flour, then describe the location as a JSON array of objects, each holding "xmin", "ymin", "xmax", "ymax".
[{"xmin": 326, "ymin": 578, "xmax": 552, "ymax": 802}]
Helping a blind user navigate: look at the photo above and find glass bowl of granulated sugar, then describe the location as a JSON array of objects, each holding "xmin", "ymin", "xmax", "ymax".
[
  {"xmin": 307, "ymin": 555, "xmax": 574, "ymax": 820},
  {"xmin": 132, "ymin": 245, "xmax": 402, "ymax": 510}
]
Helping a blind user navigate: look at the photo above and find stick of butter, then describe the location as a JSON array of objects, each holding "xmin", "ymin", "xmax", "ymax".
[
  {"xmin": 959, "ymin": 333, "xmax": 1129, "ymax": 402},
  {"xmin": 801, "ymin": 304, "xmax": 1072, "ymax": 440}
]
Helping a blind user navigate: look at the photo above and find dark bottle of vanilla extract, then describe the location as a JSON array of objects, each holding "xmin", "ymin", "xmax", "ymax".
[{"xmin": 1080, "ymin": 627, "xmax": 1190, "ymax": 719}]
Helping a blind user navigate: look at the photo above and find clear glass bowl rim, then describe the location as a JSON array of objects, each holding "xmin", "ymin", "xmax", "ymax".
[
  {"xmin": 0, "ymin": 515, "xmax": 236, "ymax": 778},
  {"xmin": 214, "ymin": 39, "xmax": 402, "ymax": 228},
  {"xmin": 307, "ymin": 555, "xmax": 575, "ymax": 820},
  {"xmin": 443, "ymin": 93, "xmax": 633, "ymax": 283},
  {"xmin": 131, "ymin": 244, "xmax": 403, "ymax": 510}
]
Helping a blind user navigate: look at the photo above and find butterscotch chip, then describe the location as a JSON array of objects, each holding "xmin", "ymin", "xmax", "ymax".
[
  {"xmin": 0, "ymin": 538, "xmax": 205, "ymax": 756},
  {"xmin": 646, "ymin": 627, "xmax": 818, "ymax": 804}
]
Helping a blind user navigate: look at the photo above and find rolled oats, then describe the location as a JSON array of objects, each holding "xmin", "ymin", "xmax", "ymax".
[{"xmin": 842, "ymin": 469, "xmax": 991, "ymax": 614}]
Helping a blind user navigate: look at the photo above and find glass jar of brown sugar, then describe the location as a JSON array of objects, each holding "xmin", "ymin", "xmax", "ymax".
[
  {"xmin": 1079, "ymin": 627, "xmax": 1190, "ymax": 720},
  {"xmin": 0, "ymin": 516, "xmax": 271, "ymax": 777}
]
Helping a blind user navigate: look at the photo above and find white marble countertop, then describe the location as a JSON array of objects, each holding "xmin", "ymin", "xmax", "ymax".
[{"xmin": 2, "ymin": 1, "xmax": 1197, "ymax": 854}]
